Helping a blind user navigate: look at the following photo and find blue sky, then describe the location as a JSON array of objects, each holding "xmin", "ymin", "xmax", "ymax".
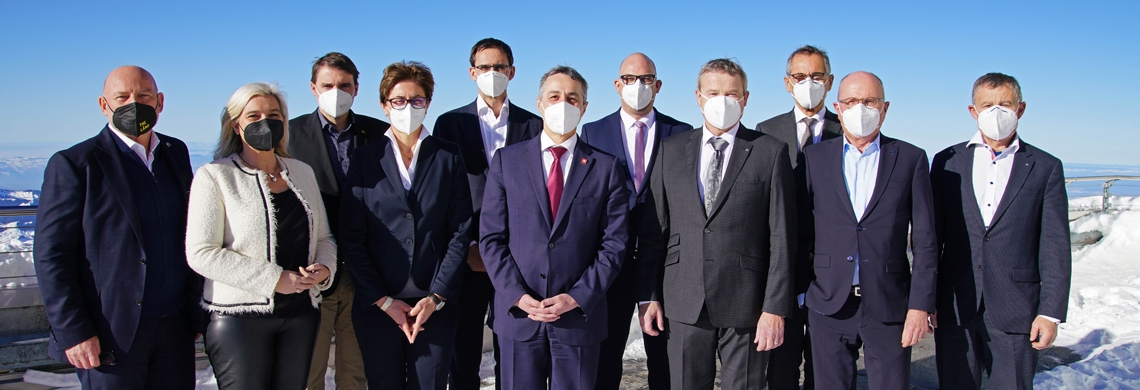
[{"xmin": 2, "ymin": 0, "xmax": 1137, "ymax": 165}]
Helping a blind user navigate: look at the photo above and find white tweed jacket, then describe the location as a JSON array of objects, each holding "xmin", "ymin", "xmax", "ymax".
[{"xmin": 186, "ymin": 155, "xmax": 337, "ymax": 315}]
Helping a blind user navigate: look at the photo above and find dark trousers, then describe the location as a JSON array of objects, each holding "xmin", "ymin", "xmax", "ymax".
[
  {"xmin": 450, "ymin": 268, "xmax": 499, "ymax": 390},
  {"xmin": 766, "ymin": 304, "xmax": 813, "ymax": 390},
  {"xmin": 205, "ymin": 310, "xmax": 321, "ymax": 390},
  {"xmin": 808, "ymin": 293, "xmax": 910, "ymax": 390},
  {"xmin": 499, "ymin": 323, "xmax": 602, "ymax": 390},
  {"xmin": 77, "ymin": 313, "xmax": 196, "ymax": 390},
  {"xmin": 935, "ymin": 307, "xmax": 1038, "ymax": 390},
  {"xmin": 355, "ymin": 297, "xmax": 461, "ymax": 390},
  {"xmin": 667, "ymin": 308, "xmax": 769, "ymax": 390},
  {"xmin": 595, "ymin": 285, "xmax": 671, "ymax": 390}
]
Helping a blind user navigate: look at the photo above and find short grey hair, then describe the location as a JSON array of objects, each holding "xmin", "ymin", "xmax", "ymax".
[
  {"xmin": 786, "ymin": 45, "xmax": 831, "ymax": 76},
  {"xmin": 972, "ymin": 72, "xmax": 1022, "ymax": 104},
  {"xmin": 538, "ymin": 65, "xmax": 588, "ymax": 101},
  {"xmin": 697, "ymin": 58, "xmax": 748, "ymax": 92}
]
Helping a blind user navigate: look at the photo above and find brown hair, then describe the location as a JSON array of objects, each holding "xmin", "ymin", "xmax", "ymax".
[
  {"xmin": 469, "ymin": 38, "xmax": 514, "ymax": 67},
  {"xmin": 311, "ymin": 52, "xmax": 360, "ymax": 85},
  {"xmin": 379, "ymin": 61, "xmax": 435, "ymax": 102}
]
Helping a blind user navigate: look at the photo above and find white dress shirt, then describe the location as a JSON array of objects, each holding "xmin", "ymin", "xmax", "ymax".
[
  {"xmin": 477, "ymin": 96, "xmax": 511, "ymax": 162},
  {"xmin": 618, "ymin": 109, "xmax": 657, "ymax": 178},
  {"xmin": 384, "ymin": 128, "xmax": 429, "ymax": 191},
  {"xmin": 793, "ymin": 107, "xmax": 826, "ymax": 148},
  {"xmin": 969, "ymin": 132, "xmax": 1021, "ymax": 228},
  {"xmin": 697, "ymin": 124, "xmax": 740, "ymax": 201},
  {"xmin": 540, "ymin": 132, "xmax": 577, "ymax": 185},
  {"xmin": 109, "ymin": 123, "xmax": 161, "ymax": 172}
]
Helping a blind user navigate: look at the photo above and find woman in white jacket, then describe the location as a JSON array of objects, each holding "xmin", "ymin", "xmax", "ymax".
[{"xmin": 186, "ymin": 82, "xmax": 336, "ymax": 389}]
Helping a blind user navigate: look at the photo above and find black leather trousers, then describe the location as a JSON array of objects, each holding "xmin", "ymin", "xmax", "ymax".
[{"xmin": 205, "ymin": 310, "xmax": 320, "ymax": 390}]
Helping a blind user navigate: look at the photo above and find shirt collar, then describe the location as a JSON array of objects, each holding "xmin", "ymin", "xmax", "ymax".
[
  {"xmin": 842, "ymin": 133, "xmax": 881, "ymax": 155},
  {"xmin": 384, "ymin": 127, "xmax": 429, "ymax": 148},
  {"xmin": 792, "ymin": 107, "xmax": 825, "ymax": 124},
  {"xmin": 619, "ymin": 108, "xmax": 657, "ymax": 130},
  {"xmin": 540, "ymin": 131, "xmax": 578, "ymax": 154},
  {"xmin": 109, "ymin": 122, "xmax": 161, "ymax": 154},
  {"xmin": 701, "ymin": 122, "xmax": 740, "ymax": 146},
  {"xmin": 476, "ymin": 96, "xmax": 511, "ymax": 118},
  {"xmin": 967, "ymin": 131, "xmax": 1020, "ymax": 155},
  {"xmin": 318, "ymin": 110, "xmax": 356, "ymax": 133}
]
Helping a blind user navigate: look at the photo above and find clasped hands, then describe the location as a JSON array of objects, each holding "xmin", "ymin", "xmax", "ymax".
[
  {"xmin": 274, "ymin": 264, "xmax": 330, "ymax": 294},
  {"xmin": 516, "ymin": 294, "xmax": 579, "ymax": 322},
  {"xmin": 378, "ymin": 295, "xmax": 439, "ymax": 344}
]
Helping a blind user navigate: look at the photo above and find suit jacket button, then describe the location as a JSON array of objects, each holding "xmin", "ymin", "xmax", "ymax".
[
  {"xmin": 847, "ymin": 256, "xmax": 854, "ymax": 261},
  {"xmin": 405, "ymin": 213, "xmax": 413, "ymax": 220},
  {"xmin": 405, "ymin": 239, "xmax": 413, "ymax": 245},
  {"xmin": 856, "ymin": 226, "xmax": 864, "ymax": 231},
  {"xmin": 977, "ymin": 265, "xmax": 983, "ymax": 270},
  {"xmin": 540, "ymin": 273, "xmax": 547, "ymax": 279},
  {"xmin": 140, "ymin": 258, "xmax": 146, "ymax": 264},
  {"xmin": 548, "ymin": 243, "xmax": 555, "ymax": 249},
  {"xmin": 983, "ymin": 237, "xmax": 990, "ymax": 242},
  {"xmin": 704, "ymin": 228, "xmax": 712, "ymax": 234},
  {"xmin": 135, "ymin": 300, "xmax": 142, "ymax": 305}
]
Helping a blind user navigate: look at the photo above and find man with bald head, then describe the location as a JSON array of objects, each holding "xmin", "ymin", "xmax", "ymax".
[
  {"xmin": 580, "ymin": 52, "xmax": 693, "ymax": 390},
  {"xmin": 799, "ymin": 71, "xmax": 937, "ymax": 389},
  {"xmin": 35, "ymin": 66, "xmax": 202, "ymax": 389}
]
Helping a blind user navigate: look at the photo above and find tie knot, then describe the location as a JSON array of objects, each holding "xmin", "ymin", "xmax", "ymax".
[
  {"xmin": 633, "ymin": 120, "xmax": 648, "ymax": 131},
  {"xmin": 549, "ymin": 146, "xmax": 567, "ymax": 159},
  {"xmin": 708, "ymin": 137, "xmax": 728, "ymax": 152},
  {"xmin": 802, "ymin": 117, "xmax": 817, "ymax": 126}
]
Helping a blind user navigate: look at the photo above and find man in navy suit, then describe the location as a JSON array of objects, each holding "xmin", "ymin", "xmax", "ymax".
[
  {"xmin": 433, "ymin": 38, "xmax": 544, "ymax": 390},
  {"xmin": 481, "ymin": 66, "xmax": 630, "ymax": 390},
  {"xmin": 35, "ymin": 66, "xmax": 203, "ymax": 389},
  {"xmin": 801, "ymin": 71, "xmax": 937, "ymax": 390},
  {"xmin": 580, "ymin": 52, "xmax": 692, "ymax": 390},
  {"xmin": 931, "ymin": 73, "xmax": 1071, "ymax": 390}
]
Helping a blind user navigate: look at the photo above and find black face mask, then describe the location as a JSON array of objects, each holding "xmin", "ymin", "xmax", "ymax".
[
  {"xmin": 109, "ymin": 102, "xmax": 158, "ymax": 137},
  {"xmin": 242, "ymin": 118, "xmax": 285, "ymax": 152}
]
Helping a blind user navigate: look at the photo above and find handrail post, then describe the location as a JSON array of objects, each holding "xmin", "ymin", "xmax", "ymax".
[{"xmin": 1102, "ymin": 179, "xmax": 1120, "ymax": 212}]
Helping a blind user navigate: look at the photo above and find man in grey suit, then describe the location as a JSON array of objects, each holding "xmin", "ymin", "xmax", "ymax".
[
  {"xmin": 755, "ymin": 45, "xmax": 843, "ymax": 390},
  {"xmin": 636, "ymin": 58, "xmax": 796, "ymax": 390},
  {"xmin": 931, "ymin": 73, "xmax": 1071, "ymax": 390}
]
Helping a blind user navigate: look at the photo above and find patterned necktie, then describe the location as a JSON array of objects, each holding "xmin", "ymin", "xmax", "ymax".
[
  {"xmin": 704, "ymin": 137, "xmax": 728, "ymax": 213},
  {"xmin": 800, "ymin": 117, "xmax": 817, "ymax": 151},
  {"xmin": 633, "ymin": 121, "xmax": 648, "ymax": 192},
  {"xmin": 547, "ymin": 146, "xmax": 568, "ymax": 221}
]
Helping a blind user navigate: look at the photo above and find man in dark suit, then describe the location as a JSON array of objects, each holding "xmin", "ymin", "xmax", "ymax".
[
  {"xmin": 636, "ymin": 58, "xmax": 795, "ymax": 390},
  {"xmin": 433, "ymin": 38, "xmax": 544, "ymax": 390},
  {"xmin": 755, "ymin": 45, "xmax": 842, "ymax": 390},
  {"xmin": 931, "ymin": 73, "xmax": 1071, "ymax": 390},
  {"xmin": 287, "ymin": 52, "xmax": 389, "ymax": 390},
  {"xmin": 801, "ymin": 71, "xmax": 937, "ymax": 390},
  {"xmin": 481, "ymin": 66, "xmax": 630, "ymax": 390},
  {"xmin": 580, "ymin": 52, "xmax": 692, "ymax": 390},
  {"xmin": 35, "ymin": 66, "xmax": 203, "ymax": 389}
]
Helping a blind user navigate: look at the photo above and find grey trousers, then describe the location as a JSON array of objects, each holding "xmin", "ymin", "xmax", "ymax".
[{"xmin": 666, "ymin": 308, "xmax": 769, "ymax": 390}]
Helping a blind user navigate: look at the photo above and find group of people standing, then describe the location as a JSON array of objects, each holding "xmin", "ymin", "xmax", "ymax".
[{"xmin": 34, "ymin": 38, "xmax": 1071, "ymax": 390}]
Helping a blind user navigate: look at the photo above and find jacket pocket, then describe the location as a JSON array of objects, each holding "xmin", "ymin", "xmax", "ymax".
[
  {"xmin": 814, "ymin": 254, "xmax": 830, "ymax": 268},
  {"xmin": 740, "ymin": 254, "xmax": 768, "ymax": 271},
  {"xmin": 667, "ymin": 234, "xmax": 680, "ymax": 249},
  {"xmin": 664, "ymin": 234, "xmax": 682, "ymax": 266},
  {"xmin": 1012, "ymin": 267, "xmax": 1041, "ymax": 283},
  {"xmin": 886, "ymin": 258, "xmax": 910, "ymax": 274}
]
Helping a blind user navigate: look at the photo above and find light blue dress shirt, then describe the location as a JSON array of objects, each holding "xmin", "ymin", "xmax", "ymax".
[{"xmin": 842, "ymin": 135, "xmax": 881, "ymax": 286}]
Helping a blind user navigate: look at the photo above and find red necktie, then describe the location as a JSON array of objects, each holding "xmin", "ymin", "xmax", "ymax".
[{"xmin": 547, "ymin": 146, "xmax": 567, "ymax": 221}]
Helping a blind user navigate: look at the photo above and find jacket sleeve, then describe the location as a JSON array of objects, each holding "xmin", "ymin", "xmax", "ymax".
[
  {"xmin": 34, "ymin": 152, "xmax": 98, "ymax": 350},
  {"xmin": 480, "ymin": 152, "xmax": 533, "ymax": 306},
  {"xmin": 635, "ymin": 142, "xmax": 669, "ymax": 303},
  {"xmin": 907, "ymin": 150, "xmax": 939, "ymax": 313},
  {"xmin": 567, "ymin": 158, "xmax": 631, "ymax": 316},
  {"xmin": 185, "ymin": 168, "xmax": 282, "ymax": 299},
  {"xmin": 762, "ymin": 142, "xmax": 797, "ymax": 318},
  {"xmin": 430, "ymin": 152, "xmax": 474, "ymax": 301},
  {"xmin": 303, "ymin": 167, "xmax": 337, "ymax": 291},
  {"xmin": 1037, "ymin": 160, "xmax": 1072, "ymax": 322}
]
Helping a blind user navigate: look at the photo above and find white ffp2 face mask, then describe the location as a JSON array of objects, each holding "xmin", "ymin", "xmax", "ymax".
[
  {"xmin": 792, "ymin": 78, "xmax": 826, "ymax": 109},
  {"xmin": 622, "ymin": 82, "xmax": 654, "ymax": 111},
  {"xmin": 700, "ymin": 93, "xmax": 742, "ymax": 130},
  {"xmin": 389, "ymin": 105, "xmax": 426, "ymax": 135},
  {"xmin": 841, "ymin": 104, "xmax": 881, "ymax": 138},
  {"xmin": 977, "ymin": 105, "xmax": 1018, "ymax": 141},
  {"xmin": 318, "ymin": 89, "xmax": 354, "ymax": 119},
  {"xmin": 542, "ymin": 101, "xmax": 582, "ymax": 136},
  {"xmin": 477, "ymin": 71, "xmax": 509, "ymax": 98}
]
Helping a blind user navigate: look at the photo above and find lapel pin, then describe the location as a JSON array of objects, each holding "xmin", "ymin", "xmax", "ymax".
[
  {"xmin": 890, "ymin": 150, "xmax": 896, "ymax": 155},
  {"xmin": 581, "ymin": 158, "xmax": 588, "ymax": 165},
  {"xmin": 745, "ymin": 147, "xmax": 751, "ymax": 152}
]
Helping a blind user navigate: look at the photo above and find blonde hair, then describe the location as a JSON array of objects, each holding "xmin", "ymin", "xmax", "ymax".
[{"xmin": 214, "ymin": 82, "xmax": 290, "ymax": 160}]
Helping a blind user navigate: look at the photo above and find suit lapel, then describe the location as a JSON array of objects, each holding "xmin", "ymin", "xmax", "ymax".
[
  {"xmin": 376, "ymin": 138, "xmax": 409, "ymax": 203},
  {"xmin": 957, "ymin": 145, "xmax": 986, "ymax": 230},
  {"xmin": 821, "ymin": 110, "xmax": 843, "ymax": 141},
  {"xmin": 829, "ymin": 139, "xmax": 858, "ymax": 221},
  {"xmin": 551, "ymin": 144, "xmax": 594, "ymax": 232},
  {"xmin": 642, "ymin": 114, "xmax": 667, "ymax": 196},
  {"xmin": 410, "ymin": 137, "xmax": 439, "ymax": 200},
  {"xmin": 505, "ymin": 102, "xmax": 530, "ymax": 146},
  {"xmin": 684, "ymin": 130, "xmax": 704, "ymax": 220},
  {"xmin": 861, "ymin": 137, "xmax": 899, "ymax": 222},
  {"xmin": 524, "ymin": 139, "xmax": 554, "ymax": 227},
  {"xmin": 708, "ymin": 133, "xmax": 752, "ymax": 219},
  {"xmin": 304, "ymin": 111, "xmax": 341, "ymax": 194},
  {"xmin": 93, "ymin": 128, "xmax": 144, "ymax": 243},
  {"xmin": 988, "ymin": 145, "xmax": 1034, "ymax": 228}
]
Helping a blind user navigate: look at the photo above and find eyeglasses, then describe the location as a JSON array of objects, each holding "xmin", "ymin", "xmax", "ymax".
[
  {"xmin": 474, "ymin": 64, "xmax": 510, "ymax": 73},
  {"xmin": 620, "ymin": 74, "xmax": 657, "ymax": 85},
  {"xmin": 788, "ymin": 72, "xmax": 828, "ymax": 82},
  {"xmin": 838, "ymin": 97, "xmax": 885, "ymax": 109},
  {"xmin": 387, "ymin": 97, "xmax": 429, "ymax": 109}
]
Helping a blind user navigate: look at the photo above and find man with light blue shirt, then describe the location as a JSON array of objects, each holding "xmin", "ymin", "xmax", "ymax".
[{"xmin": 799, "ymin": 71, "xmax": 938, "ymax": 390}]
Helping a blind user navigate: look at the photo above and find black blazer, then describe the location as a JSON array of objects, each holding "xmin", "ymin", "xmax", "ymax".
[
  {"xmin": 287, "ymin": 110, "xmax": 389, "ymax": 295},
  {"xmin": 637, "ymin": 126, "xmax": 796, "ymax": 328},
  {"xmin": 340, "ymin": 135, "xmax": 473, "ymax": 308},
  {"xmin": 802, "ymin": 134, "xmax": 938, "ymax": 323},
  {"xmin": 580, "ymin": 109, "xmax": 693, "ymax": 293},
  {"xmin": 432, "ymin": 100, "xmax": 543, "ymax": 250},
  {"xmin": 757, "ymin": 109, "xmax": 842, "ymax": 295},
  {"xmin": 931, "ymin": 139, "xmax": 1071, "ymax": 333},
  {"xmin": 34, "ymin": 127, "xmax": 203, "ymax": 362}
]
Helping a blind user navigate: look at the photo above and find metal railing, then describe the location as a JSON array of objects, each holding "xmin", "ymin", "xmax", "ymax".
[{"xmin": 1065, "ymin": 176, "xmax": 1140, "ymax": 212}]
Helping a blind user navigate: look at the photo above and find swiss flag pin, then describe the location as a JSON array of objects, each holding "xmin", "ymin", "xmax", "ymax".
[{"xmin": 580, "ymin": 158, "xmax": 587, "ymax": 165}]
